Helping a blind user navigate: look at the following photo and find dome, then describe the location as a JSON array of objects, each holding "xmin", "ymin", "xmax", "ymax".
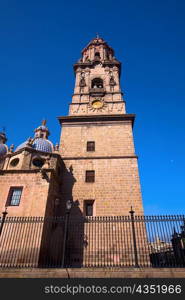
[
  {"xmin": 15, "ymin": 138, "xmax": 53, "ymax": 153},
  {"xmin": 0, "ymin": 144, "xmax": 8, "ymax": 157},
  {"xmin": 15, "ymin": 121, "xmax": 54, "ymax": 153},
  {"xmin": 32, "ymin": 138, "xmax": 53, "ymax": 153}
]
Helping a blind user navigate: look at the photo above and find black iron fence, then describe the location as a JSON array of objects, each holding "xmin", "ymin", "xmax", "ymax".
[{"xmin": 0, "ymin": 212, "xmax": 185, "ymax": 268}]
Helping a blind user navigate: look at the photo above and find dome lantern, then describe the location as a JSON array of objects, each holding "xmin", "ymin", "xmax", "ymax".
[{"xmin": 34, "ymin": 120, "xmax": 50, "ymax": 139}]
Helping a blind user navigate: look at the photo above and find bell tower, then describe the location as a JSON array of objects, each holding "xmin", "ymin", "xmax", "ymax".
[
  {"xmin": 69, "ymin": 36, "xmax": 125, "ymax": 116},
  {"xmin": 59, "ymin": 36, "xmax": 144, "ymax": 216}
]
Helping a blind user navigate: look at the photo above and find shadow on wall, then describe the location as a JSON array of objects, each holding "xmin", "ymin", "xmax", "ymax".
[
  {"xmin": 62, "ymin": 165, "xmax": 87, "ymax": 267},
  {"xmin": 38, "ymin": 164, "xmax": 87, "ymax": 267}
]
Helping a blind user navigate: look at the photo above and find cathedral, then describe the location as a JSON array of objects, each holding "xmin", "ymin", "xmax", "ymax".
[
  {"xmin": 0, "ymin": 36, "xmax": 143, "ymax": 218},
  {"xmin": 1, "ymin": 37, "xmax": 185, "ymax": 275}
]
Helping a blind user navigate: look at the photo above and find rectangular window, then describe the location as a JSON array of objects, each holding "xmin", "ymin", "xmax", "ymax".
[
  {"xmin": 84, "ymin": 200, "xmax": 94, "ymax": 216},
  {"xmin": 87, "ymin": 141, "xmax": 95, "ymax": 152},
  {"xmin": 85, "ymin": 170, "xmax": 95, "ymax": 182},
  {"xmin": 7, "ymin": 187, "xmax": 23, "ymax": 206}
]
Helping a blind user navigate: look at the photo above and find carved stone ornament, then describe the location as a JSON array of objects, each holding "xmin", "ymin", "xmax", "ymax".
[
  {"xmin": 76, "ymin": 67, "xmax": 82, "ymax": 72},
  {"xmin": 42, "ymin": 156, "xmax": 51, "ymax": 169},
  {"xmin": 79, "ymin": 78, "xmax": 86, "ymax": 87},
  {"xmin": 113, "ymin": 66, "xmax": 118, "ymax": 71},
  {"xmin": 79, "ymin": 72, "xmax": 86, "ymax": 87},
  {"xmin": 109, "ymin": 76, "xmax": 116, "ymax": 86},
  {"xmin": 105, "ymin": 66, "xmax": 110, "ymax": 72}
]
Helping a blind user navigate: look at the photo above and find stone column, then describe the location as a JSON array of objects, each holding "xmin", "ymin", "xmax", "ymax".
[
  {"xmin": 99, "ymin": 46, "xmax": 103, "ymax": 60},
  {"xmin": 74, "ymin": 68, "xmax": 81, "ymax": 94},
  {"xmin": 85, "ymin": 68, "xmax": 90, "ymax": 96},
  {"xmin": 105, "ymin": 67, "xmax": 110, "ymax": 93},
  {"xmin": 113, "ymin": 66, "xmax": 120, "ymax": 92}
]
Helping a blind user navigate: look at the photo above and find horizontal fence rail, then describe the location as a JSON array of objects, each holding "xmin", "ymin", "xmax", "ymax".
[{"xmin": 0, "ymin": 215, "xmax": 185, "ymax": 268}]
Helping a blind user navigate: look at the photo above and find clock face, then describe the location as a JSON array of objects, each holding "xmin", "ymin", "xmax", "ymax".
[
  {"xmin": 92, "ymin": 99, "xmax": 103, "ymax": 109},
  {"xmin": 88, "ymin": 98, "xmax": 107, "ymax": 112}
]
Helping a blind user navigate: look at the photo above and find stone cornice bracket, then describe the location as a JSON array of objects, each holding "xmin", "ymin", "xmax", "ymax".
[
  {"xmin": 54, "ymin": 143, "xmax": 59, "ymax": 152},
  {"xmin": 0, "ymin": 170, "xmax": 4, "ymax": 176},
  {"xmin": 40, "ymin": 168, "xmax": 47, "ymax": 179},
  {"xmin": 40, "ymin": 168, "xmax": 51, "ymax": 182},
  {"xmin": 26, "ymin": 137, "xmax": 34, "ymax": 147}
]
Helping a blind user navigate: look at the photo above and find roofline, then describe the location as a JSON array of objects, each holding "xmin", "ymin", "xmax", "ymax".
[
  {"xmin": 1, "ymin": 146, "xmax": 61, "ymax": 159},
  {"xmin": 81, "ymin": 37, "xmax": 114, "ymax": 54}
]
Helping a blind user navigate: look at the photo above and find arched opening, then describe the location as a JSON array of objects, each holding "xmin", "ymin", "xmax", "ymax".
[
  {"xmin": 94, "ymin": 52, "xmax": 101, "ymax": 61},
  {"xmin": 10, "ymin": 158, "xmax": 19, "ymax": 167},
  {"xmin": 95, "ymin": 52, "xmax": 100, "ymax": 57},
  {"xmin": 91, "ymin": 78, "xmax": 103, "ymax": 89},
  {"xmin": 32, "ymin": 157, "xmax": 45, "ymax": 168}
]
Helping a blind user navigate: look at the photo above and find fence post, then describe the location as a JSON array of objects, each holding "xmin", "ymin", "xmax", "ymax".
[
  {"xmin": 61, "ymin": 200, "xmax": 72, "ymax": 268},
  {"xmin": 0, "ymin": 207, "xmax": 8, "ymax": 237},
  {"xmin": 129, "ymin": 207, "xmax": 139, "ymax": 267}
]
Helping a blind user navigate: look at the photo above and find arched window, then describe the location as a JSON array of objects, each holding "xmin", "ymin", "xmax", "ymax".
[
  {"xmin": 94, "ymin": 52, "xmax": 101, "ymax": 61},
  {"xmin": 91, "ymin": 78, "xmax": 103, "ymax": 89},
  {"xmin": 95, "ymin": 52, "xmax": 100, "ymax": 57}
]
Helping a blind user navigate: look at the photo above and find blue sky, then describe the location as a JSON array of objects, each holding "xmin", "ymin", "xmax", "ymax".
[{"xmin": 0, "ymin": 0, "xmax": 185, "ymax": 215}]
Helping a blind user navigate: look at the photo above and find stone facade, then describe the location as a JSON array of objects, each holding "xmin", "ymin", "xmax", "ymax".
[
  {"xmin": 0, "ymin": 124, "xmax": 63, "ymax": 217},
  {"xmin": 0, "ymin": 171, "xmax": 50, "ymax": 217},
  {"xmin": 60, "ymin": 157, "xmax": 142, "ymax": 216}
]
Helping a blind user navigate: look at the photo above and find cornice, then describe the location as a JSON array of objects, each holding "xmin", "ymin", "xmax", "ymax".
[
  {"xmin": 61, "ymin": 155, "xmax": 138, "ymax": 160},
  {"xmin": 2, "ymin": 147, "xmax": 62, "ymax": 160},
  {"xmin": 58, "ymin": 114, "xmax": 135, "ymax": 127},
  {"xmin": 69, "ymin": 100, "xmax": 126, "ymax": 104},
  {"xmin": 0, "ymin": 168, "xmax": 54, "ymax": 175}
]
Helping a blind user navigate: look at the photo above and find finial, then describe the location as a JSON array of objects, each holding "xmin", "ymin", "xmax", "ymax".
[
  {"xmin": 129, "ymin": 206, "xmax": 135, "ymax": 215},
  {"xmin": 2, "ymin": 206, "xmax": 8, "ymax": 216},
  {"xmin": 42, "ymin": 120, "xmax": 47, "ymax": 126},
  {"xmin": 54, "ymin": 143, "xmax": 59, "ymax": 152},
  {"xmin": 9, "ymin": 144, "xmax": 14, "ymax": 153},
  {"xmin": 96, "ymin": 33, "xmax": 99, "ymax": 39},
  {"xmin": 26, "ymin": 137, "xmax": 34, "ymax": 147}
]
